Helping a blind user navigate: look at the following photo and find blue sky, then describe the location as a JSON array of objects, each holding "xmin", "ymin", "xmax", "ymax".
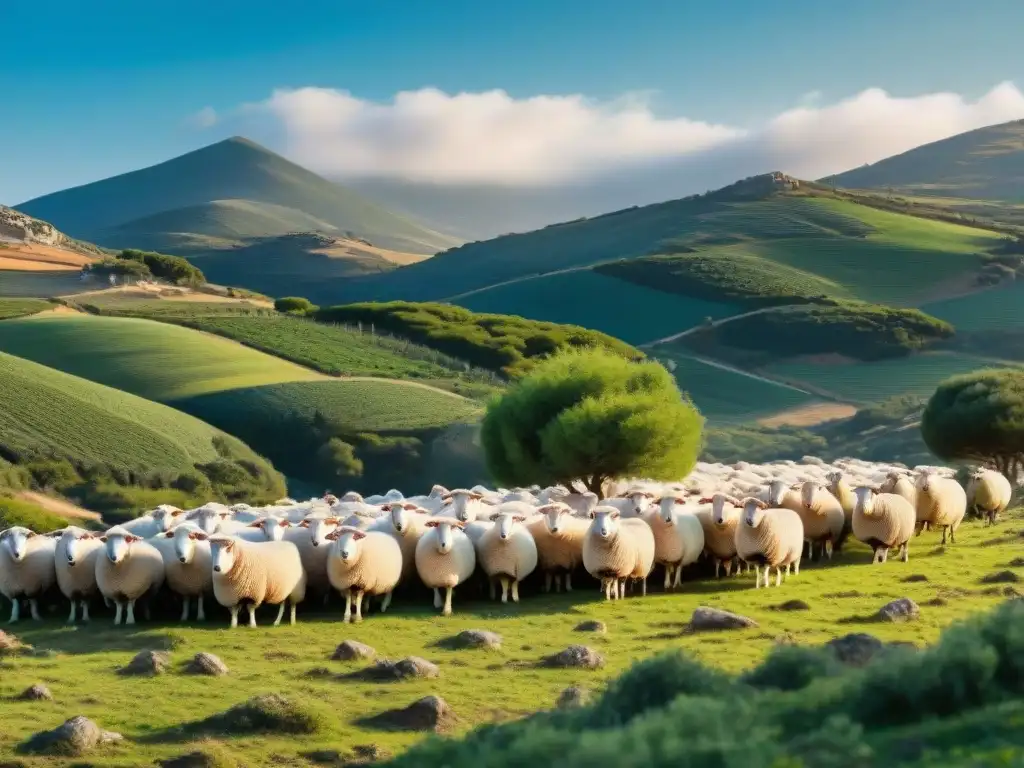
[{"xmin": 3, "ymin": 0, "xmax": 1023, "ymax": 204}]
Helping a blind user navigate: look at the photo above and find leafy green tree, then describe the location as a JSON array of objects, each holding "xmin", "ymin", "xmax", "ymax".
[
  {"xmin": 481, "ymin": 348, "xmax": 703, "ymax": 497},
  {"xmin": 921, "ymin": 368, "xmax": 1024, "ymax": 479},
  {"xmin": 316, "ymin": 438, "xmax": 364, "ymax": 479},
  {"xmin": 275, "ymin": 296, "xmax": 318, "ymax": 315}
]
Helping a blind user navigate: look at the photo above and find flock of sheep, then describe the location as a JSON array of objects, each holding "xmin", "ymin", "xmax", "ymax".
[{"xmin": 0, "ymin": 458, "xmax": 1012, "ymax": 627}]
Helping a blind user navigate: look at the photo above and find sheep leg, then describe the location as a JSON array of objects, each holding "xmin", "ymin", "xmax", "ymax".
[
  {"xmin": 489, "ymin": 578, "xmax": 496, "ymax": 601},
  {"xmin": 289, "ymin": 601, "xmax": 297, "ymax": 625},
  {"xmin": 67, "ymin": 600, "xmax": 77, "ymax": 624},
  {"xmin": 602, "ymin": 579, "xmax": 611, "ymax": 600},
  {"xmin": 247, "ymin": 604, "xmax": 258, "ymax": 628},
  {"xmin": 793, "ymin": 558, "xmax": 801, "ymax": 576},
  {"xmin": 900, "ymin": 542, "xmax": 910, "ymax": 563},
  {"xmin": 81, "ymin": 600, "xmax": 91, "ymax": 622},
  {"xmin": 543, "ymin": 572, "xmax": 552, "ymax": 593},
  {"xmin": 350, "ymin": 591, "xmax": 363, "ymax": 623},
  {"xmin": 126, "ymin": 600, "xmax": 136, "ymax": 625},
  {"xmin": 775, "ymin": 567, "xmax": 783, "ymax": 587},
  {"xmin": 673, "ymin": 564, "xmax": 683, "ymax": 589},
  {"xmin": 197, "ymin": 595, "xmax": 206, "ymax": 622},
  {"xmin": 343, "ymin": 592, "xmax": 353, "ymax": 623},
  {"xmin": 714, "ymin": 559, "xmax": 721, "ymax": 578},
  {"xmin": 499, "ymin": 578, "xmax": 509, "ymax": 603},
  {"xmin": 27, "ymin": 599, "xmax": 40, "ymax": 621},
  {"xmin": 753, "ymin": 566, "xmax": 762, "ymax": 589},
  {"xmin": 880, "ymin": 548, "xmax": 890, "ymax": 563},
  {"xmin": 273, "ymin": 602, "xmax": 286, "ymax": 627},
  {"xmin": 619, "ymin": 578, "xmax": 627, "ymax": 598},
  {"xmin": 663, "ymin": 565, "xmax": 672, "ymax": 590},
  {"xmin": 825, "ymin": 540, "xmax": 834, "ymax": 560},
  {"xmin": 381, "ymin": 591, "xmax": 393, "ymax": 613},
  {"xmin": 565, "ymin": 572, "xmax": 573, "ymax": 592},
  {"xmin": 322, "ymin": 592, "xmax": 330, "ymax": 606},
  {"xmin": 511, "ymin": 579, "xmax": 520, "ymax": 602},
  {"xmin": 641, "ymin": 577, "xmax": 648, "ymax": 597},
  {"xmin": 433, "ymin": 587, "xmax": 442, "ymax": 609},
  {"xmin": 229, "ymin": 605, "xmax": 239, "ymax": 629},
  {"xmin": 180, "ymin": 596, "xmax": 190, "ymax": 622},
  {"xmin": 112, "ymin": 601, "xmax": 122, "ymax": 625},
  {"xmin": 941, "ymin": 526, "xmax": 948, "ymax": 545},
  {"xmin": 948, "ymin": 526, "xmax": 956, "ymax": 545},
  {"xmin": 442, "ymin": 587, "xmax": 454, "ymax": 616}
]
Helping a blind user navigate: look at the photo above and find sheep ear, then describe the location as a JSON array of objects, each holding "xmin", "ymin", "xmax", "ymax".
[
  {"xmin": 248, "ymin": 520, "xmax": 264, "ymax": 528},
  {"xmin": 470, "ymin": 492, "xmax": 483, "ymax": 500},
  {"xmin": 441, "ymin": 493, "xmax": 452, "ymax": 501},
  {"xmin": 125, "ymin": 535, "xmax": 140, "ymax": 544},
  {"xmin": 450, "ymin": 520, "xmax": 467, "ymax": 528},
  {"xmin": 756, "ymin": 501, "xmax": 768, "ymax": 509},
  {"xmin": 402, "ymin": 503, "xmax": 418, "ymax": 510},
  {"xmin": 610, "ymin": 510, "xmax": 620, "ymax": 519},
  {"xmin": 352, "ymin": 530, "xmax": 367, "ymax": 540},
  {"xmin": 441, "ymin": 498, "xmax": 453, "ymax": 506},
  {"xmin": 25, "ymin": 531, "xmax": 38, "ymax": 538},
  {"xmin": 653, "ymin": 496, "xmax": 665, "ymax": 504},
  {"xmin": 424, "ymin": 520, "xmax": 440, "ymax": 528},
  {"xmin": 725, "ymin": 496, "xmax": 741, "ymax": 506},
  {"xmin": 280, "ymin": 520, "xmax": 292, "ymax": 527},
  {"xmin": 189, "ymin": 532, "xmax": 208, "ymax": 541},
  {"xmin": 325, "ymin": 530, "xmax": 342, "ymax": 541},
  {"xmin": 163, "ymin": 531, "xmax": 175, "ymax": 538},
  {"xmin": 298, "ymin": 520, "xmax": 310, "ymax": 528},
  {"xmin": 218, "ymin": 512, "xmax": 231, "ymax": 519},
  {"xmin": 512, "ymin": 515, "xmax": 527, "ymax": 523},
  {"xmin": 674, "ymin": 497, "xmax": 687, "ymax": 504},
  {"xmin": 324, "ymin": 517, "xmax": 341, "ymax": 525},
  {"xmin": 171, "ymin": 509, "xmax": 184, "ymax": 516},
  {"xmin": 99, "ymin": 536, "xmax": 108, "ymax": 543},
  {"xmin": 790, "ymin": 483, "xmax": 802, "ymax": 490},
  {"xmin": 588, "ymin": 510, "xmax": 596, "ymax": 519},
  {"xmin": 698, "ymin": 497, "xmax": 713, "ymax": 504}
]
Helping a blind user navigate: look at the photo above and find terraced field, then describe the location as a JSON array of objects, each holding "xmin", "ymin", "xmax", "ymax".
[
  {"xmin": 764, "ymin": 352, "xmax": 1008, "ymax": 404},
  {"xmin": 457, "ymin": 271, "xmax": 739, "ymax": 345},
  {"xmin": 0, "ymin": 298, "xmax": 51, "ymax": 319},
  {"xmin": 653, "ymin": 351, "xmax": 820, "ymax": 424}
]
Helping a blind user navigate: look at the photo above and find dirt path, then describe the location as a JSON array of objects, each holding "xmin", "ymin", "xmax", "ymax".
[
  {"xmin": 443, "ymin": 264, "xmax": 595, "ymax": 301},
  {"xmin": 32, "ymin": 304, "xmax": 84, "ymax": 317},
  {"xmin": 640, "ymin": 306, "xmax": 782, "ymax": 348},
  {"xmin": 672, "ymin": 352, "xmax": 816, "ymax": 394},
  {"xmin": 758, "ymin": 402, "xmax": 858, "ymax": 428},
  {"xmin": 16, "ymin": 491, "xmax": 102, "ymax": 521}
]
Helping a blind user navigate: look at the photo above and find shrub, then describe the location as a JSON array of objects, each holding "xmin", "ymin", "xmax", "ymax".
[
  {"xmin": 274, "ymin": 296, "xmax": 318, "ymax": 315},
  {"xmin": 118, "ymin": 249, "xmax": 205, "ymax": 286}
]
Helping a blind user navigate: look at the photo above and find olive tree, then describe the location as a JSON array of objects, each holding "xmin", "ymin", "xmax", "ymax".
[
  {"xmin": 480, "ymin": 348, "xmax": 703, "ymax": 497},
  {"xmin": 921, "ymin": 368, "xmax": 1024, "ymax": 481}
]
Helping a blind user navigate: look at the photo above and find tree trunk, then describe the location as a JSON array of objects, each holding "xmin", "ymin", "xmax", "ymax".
[{"xmin": 583, "ymin": 474, "xmax": 606, "ymax": 500}]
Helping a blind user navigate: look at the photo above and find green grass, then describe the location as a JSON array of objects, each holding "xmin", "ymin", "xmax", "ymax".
[
  {"xmin": 2, "ymin": 509, "xmax": 1021, "ymax": 766},
  {"xmin": 764, "ymin": 351, "xmax": 1012, "ymax": 404},
  {"xmin": 654, "ymin": 351, "xmax": 819, "ymax": 424},
  {"xmin": 457, "ymin": 270, "xmax": 740, "ymax": 345},
  {"xmin": 0, "ymin": 298, "xmax": 51, "ymax": 319},
  {"xmin": 922, "ymin": 281, "xmax": 1024, "ymax": 331},
  {"xmin": 0, "ymin": 350, "xmax": 235, "ymax": 472}
]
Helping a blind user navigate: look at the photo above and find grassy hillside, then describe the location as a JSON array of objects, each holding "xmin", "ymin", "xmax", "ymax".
[
  {"xmin": 830, "ymin": 118, "xmax": 1024, "ymax": 202},
  {"xmin": 0, "ymin": 314, "xmax": 482, "ymax": 491},
  {"xmin": 0, "ymin": 298, "xmax": 51, "ymax": 319},
  {"xmin": 16, "ymin": 137, "xmax": 460, "ymax": 255},
  {"xmin": 1, "ymin": 506, "xmax": 1021, "ymax": 766}
]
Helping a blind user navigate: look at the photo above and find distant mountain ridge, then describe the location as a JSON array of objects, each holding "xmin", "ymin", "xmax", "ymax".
[{"xmin": 16, "ymin": 137, "xmax": 461, "ymax": 255}]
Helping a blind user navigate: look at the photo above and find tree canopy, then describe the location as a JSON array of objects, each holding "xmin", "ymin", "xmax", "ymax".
[
  {"xmin": 480, "ymin": 348, "xmax": 703, "ymax": 496},
  {"xmin": 921, "ymin": 367, "xmax": 1024, "ymax": 477}
]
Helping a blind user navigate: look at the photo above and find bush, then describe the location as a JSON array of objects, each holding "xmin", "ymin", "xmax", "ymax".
[
  {"xmin": 274, "ymin": 296, "xmax": 318, "ymax": 315},
  {"xmin": 88, "ymin": 257, "xmax": 151, "ymax": 279},
  {"xmin": 118, "ymin": 249, "xmax": 205, "ymax": 286},
  {"xmin": 741, "ymin": 644, "xmax": 844, "ymax": 692}
]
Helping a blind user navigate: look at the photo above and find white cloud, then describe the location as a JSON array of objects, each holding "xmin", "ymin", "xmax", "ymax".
[
  {"xmin": 242, "ymin": 81, "xmax": 1024, "ymax": 187},
  {"xmin": 187, "ymin": 106, "xmax": 219, "ymax": 129}
]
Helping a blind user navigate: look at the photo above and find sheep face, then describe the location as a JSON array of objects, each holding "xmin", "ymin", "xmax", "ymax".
[
  {"xmin": 189, "ymin": 508, "xmax": 230, "ymax": 534},
  {"xmin": 497, "ymin": 513, "xmax": 527, "ymax": 540},
  {"xmin": 326, "ymin": 526, "xmax": 366, "ymax": 562},
  {"xmin": 165, "ymin": 526, "xmax": 206, "ymax": 564},
  {"xmin": 151, "ymin": 506, "xmax": 185, "ymax": 531},
  {"xmin": 62, "ymin": 530, "xmax": 92, "ymax": 567},
  {"xmin": 302, "ymin": 516, "xmax": 340, "ymax": 548},
  {"xmin": 800, "ymin": 482, "xmax": 823, "ymax": 510},
  {"xmin": 209, "ymin": 538, "xmax": 237, "ymax": 573},
  {"xmin": 766, "ymin": 480, "xmax": 789, "ymax": 507},
  {"xmin": 1, "ymin": 527, "xmax": 35, "ymax": 562},
  {"xmin": 445, "ymin": 491, "xmax": 482, "ymax": 522},
  {"xmin": 626, "ymin": 492, "xmax": 650, "ymax": 515},
  {"xmin": 914, "ymin": 471, "xmax": 936, "ymax": 492},
  {"xmin": 705, "ymin": 494, "xmax": 739, "ymax": 525},
  {"xmin": 540, "ymin": 503, "xmax": 570, "ymax": 533},
  {"xmin": 429, "ymin": 484, "xmax": 449, "ymax": 499},
  {"xmin": 101, "ymin": 531, "xmax": 140, "ymax": 564},
  {"xmin": 248, "ymin": 516, "xmax": 289, "ymax": 541},
  {"xmin": 852, "ymin": 486, "xmax": 878, "ymax": 514},
  {"xmin": 424, "ymin": 519, "xmax": 465, "ymax": 553},
  {"xmin": 826, "ymin": 470, "xmax": 843, "ymax": 486},
  {"xmin": 589, "ymin": 508, "xmax": 620, "ymax": 539},
  {"xmin": 741, "ymin": 498, "xmax": 768, "ymax": 527},
  {"xmin": 385, "ymin": 503, "xmax": 422, "ymax": 534},
  {"xmin": 656, "ymin": 496, "xmax": 686, "ymax": 522},
  {"xmin": 341, "ymin": 491, "xmax": 363, "ymax": 503}
]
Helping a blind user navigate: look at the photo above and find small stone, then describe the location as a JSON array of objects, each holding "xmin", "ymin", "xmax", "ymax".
[
  {"xmin": 118, "ymin": 649, "xmax": 170, "ymax": 676},
  {"xmin": 358, "ymin": 695, "xmax": 458, "ymax": 732},
  {"xmin": 186, "ymin": 652, "xmax": 228, "ymax": 676},
  {"xmin": 689, "ymin": 606, "xmax": 758, "ymax": 630},
  {"xmin": 353, "ymin": 656, "xmax": 440, "ymax": 681},
  {"xmin": 1009, "ymin": 558, "xmax": 1024, "ymax": 568},
  {"xmin": 17, "ymin": 683, "xmax": 52, "ymax": 701},
  {"xmin": 541, "ymin": 645, "xmax": 605, "ymax": 669},
  {"xmin": 826, "ymin": 633, "xmax": 885, "ymax": 667},
  {"xmin": 573, "ymin": 620, "xmax": 606, "ymax": 633},
  {"xmin": 556, "ymin": 685, "xmax": 589, "ymax": 709},
  {"xmin": 332, "ymin": 640, "xmax": 376, "ymax": 661},
  {"xmin": 877, "ymin": 597, "xmax": 920, "ymax": 623},
  {"xmin": 902, "ymin": 574, "xmax": 929, "ymax": 583},
  {"xmin": 774, "ymin": 600, "xmax": 810, "ymax": 611},
  {"xmin": 982, "ymin": 570, "xmax": 1021, "ymax": 584},
  {"xmin": 442, "ymin": 630, "xmax": 502, "ymax": 649},
  {"xmin": 20, "ymin": 715, "xmax": 121, "ymax": 756}
]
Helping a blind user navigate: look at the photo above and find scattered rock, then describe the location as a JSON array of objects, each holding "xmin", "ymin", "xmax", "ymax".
[
  {"xmin": 304, "ymin": 667, "xmax": 335, "ymax": 679},
  {"xmin": 301, "ymin": 744, "xmax": 391, "ymax": 767},
  {"xmin": 437, "ymin": 629, "xmax": 502, "ymax": 650},
  {"xmin": 0, "ymin": 630, "xmax": 28, "ymax": 656},
  {"xmin": 159, "ymin": 745, "xmax": 241, "ymax": 768},
  {"xmin": 541, "ymin": 645, "xmax": 605, "ymax": 669},
  {"xmin": 573, "ymin": 620, "xmax": 606, "ymax": 633},
  {"xmin": 196, "ymin": 693, "xmax": 324, "ymax": 735},
  {"xmin": 902, "ymin": 574, "xmax": 929, "ymax": 583},
  {"xmin": 118, "ymin": 649, "xmax": 170, "ymax": 676},
  {"xmin": 556, "ymin": 685, "xmax": 589, "ymax": 709},
  {"xmin": 19, "ymin": 715, "xmax": 122, "ymax": 756},
  {"xmin": 332, "ymin": 640, "xmax": 376, "ymax": 661},
  {"xmin": 877, "ymin": 598, "xmax": 920, "ymax": 623},
  {"xmin": 982, "ymin": 570, "xmax": 1021, "ymax": 584},
  {"xmin": 1009, "ymin": 558, "xmax": 1024, "ymax": 568},
  {"xmin": 358, "ymin": 695, "xmax": 458, "ymax": 732},
  {"xmin": 925, "ymin": 597, "xmax": 949, "ymax": 607},
  {"xmin": 773, "ymin": 600, "xmax": 810, "ymax": 612},
  {"xmin": 1003, "ymin": 586, "xmax": 1022, "ymax": 598},
  {"xmin": 826, "ymin": 633, "xmax": 886, "ymax": 667},
  {"xmin": 689, "ymin": 606, "xmax": 758, "ymax": 630},
  {"xmin": 16, "ymin": 683, "xmax": 52, "ymax": 701},
  {"xmin": 350, "ymin": 657, "xmax": 441, "ymax": 681},
  {"xmin": 186, "ymin": 653, "xmax": 228, "ymax": 676}
]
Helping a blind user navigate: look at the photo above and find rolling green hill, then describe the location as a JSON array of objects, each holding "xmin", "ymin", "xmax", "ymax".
[
  {"xmin": 15, "ymin": 136, "xmax": 461, "ymax": 255},
  {"xmin": 830, "ymin": 118, "xmax": 1024, "ymax": 202}
]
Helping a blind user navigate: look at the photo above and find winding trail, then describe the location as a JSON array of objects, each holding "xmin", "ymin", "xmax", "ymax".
[
  {"xmin": 638, "ymin": 305, "xmax": 784, "ymax": 348},
  {"xmin": 442, "ymin": 264, "xmax": 595, "ymax": 302}
]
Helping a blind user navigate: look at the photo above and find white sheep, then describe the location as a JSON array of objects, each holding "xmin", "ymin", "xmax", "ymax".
[
  {"xmin": 206, "ymin": 534, "xmax": 307, "ymax": 628},
  {"xmin": 824, "ymin": 470, "xmax": 856, "ymax": 550},
  {"xmin": 94, "ymin": 526, "xmax": 165, "ymax": 625},
  {"xmin": 55, "ymin": 526, "xmax": 103, "ymax": 623},
  {"xmin": 527, "ymin": 502, "xmax": 587, "ymax": 592},
  {"xmin": 851, "ymin": 486, "xmax": 916, "ymax": 563},
  {"xmin": 324, "ymin": 526, "xmax": 403, "ymax": 622},
  {"xmin": 152, "ymin": 522, "xmax": 213, "ymax": 621},
  {"xmin": 695, "ymin": 494, "xmax": 741, "ymax": 577},
  {"xmin": 603, "ymin": 490, "xmax": 656, "ymax": 518},
  {"xmin": 914, "ymin": 471, "xmax": 968, "ymax": 544},
  {"xmin": 414, "ymin": 518, "xmax": 476, "ymax": 616},
  {"xmin": 475, "ymin": 511, "xmax": 538, "ymax": 603},
  {"xmin": 239, "ymin": 515, "xmax": 293, "ymax": 542},
  {"xmin": 582, "ymin": 506, "xmax": 643, "ymax": 600},
  {"xmin": 187, "ymin": 504, "xmax": 234, "ymax": 534},
  {"xmin": 967, "ymin": 468, "xmax": 1013, "ymax": 525},
  {"xmin": 369, "ymin": 502, "xmax": 430, "ymax": 582},
  {"xmin": 796, "ymin": 481, "xmax": 846, "ymax": 560},
  {"xmin": 881, "ymin": 471, "xmax": 918, "ymax": 522},
  {"xmin": 440, "ymin": 489, "xmax": 492, "ymax": 523},
  {"xmin": 0, "ymin": 526, "xmax": 57, "ymax": 622},
  {"xmin": 644, "ymin": 496, "xmax": 705, "ymax": 589},
  {"xmin": 118, "ymin": 505, "xmax": 186, "ymax": 539},
  {"xmin": 620, "ymin": 516, "xmax": 657, "ymax": 596},
  {"xmin": 734, "ymin": 498, "xmax": 804, "ymax": 588}
]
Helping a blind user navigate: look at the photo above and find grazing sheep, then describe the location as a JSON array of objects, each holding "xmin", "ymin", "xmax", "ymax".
[
  {"xmin": 152, "ymin": 522, "xmax": 213, "ymax": 621},
  {"xmin": 620, "ymin": 517, "xmax": 657, "ymax": 596},
  {"xmin": 186, "ymin": 504, "xmax": 233, "ymax": 534},
  {"xmin": 441, "ymin": 489, "xmax": 492, "ymax": 523},
  {"xmin": 414, "ymin": 518, "xmax": 476, "ymax": 616},
  {"xmin": 914, "ymin": 471, "xmax": 968, "ymax": 544},
  {"xmin": 527, "ymin": 502, "xmax": 587, "ymax": 592},
  {"xmin": 325, "ymin": 526, "xmax": 403, "ymax": 622},
  {"xmin": 565, "ymin": 491, "xmax": 600, "ymax": 519},
  {"xmin": 476, "ymin": 512, "xmax": 538, "ymax": 603},
  {"xmin": 644, "ymin": 496, "xmax": 705, "ymax": 589},
  {"xmin": 238, "ymin": 515, "xmax": 293, "ymax": 543},
  {"xmin": 967, "ymin": 468, "xmax": 1013, "ymax": 525},
  {"xmin": 0, "ymin": 527, "xmax": 57, "ymax": 622},
  {"xmin": 205, "ymin": 535, "xmax": 307, "ymax": 628},
  {"xmin": 796, "ymin": 481, "xmax": 846, "ymax": 560},
  {"xmin": 696, "ymin": 494, "xmax": 741, "ymax": 577},
  {"xmin": 881, "ymin": 471, "xmax": 918, "ymax": 523},
  {"xmin": 851, "ymin": 486, "xmax": 916, "ymax": 563},
  {"xmin": 582, "ymin": 506, "xmax": 644, "ymax": 600},
  {"xmin": 95, "ymin": 526, "xmax": 165, "ymax": 625},
  {"xmin": 118, "ymin": 505, "xmax": 185, "ymax": 539},
  {"xmin": 369, "ymin": 502, "xmax": 431, "ymax": 581},
  {"xmin": 734, "ymin": 498, "xmax": 804, "ymax": 589},
  {"xmin": 603, "ymin": 490, "xmax": 655, "ymax": 519},
  {"xmin": 825, "ymin": 470, "xmax": 855, "ymax": 550},
  {"xmin": 55, "ymin": 527, "xmax": 103, "ymax": 623},
  {"xmin": 765, "ymin": 479, "xmax": 803, "ymax": 513}
]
